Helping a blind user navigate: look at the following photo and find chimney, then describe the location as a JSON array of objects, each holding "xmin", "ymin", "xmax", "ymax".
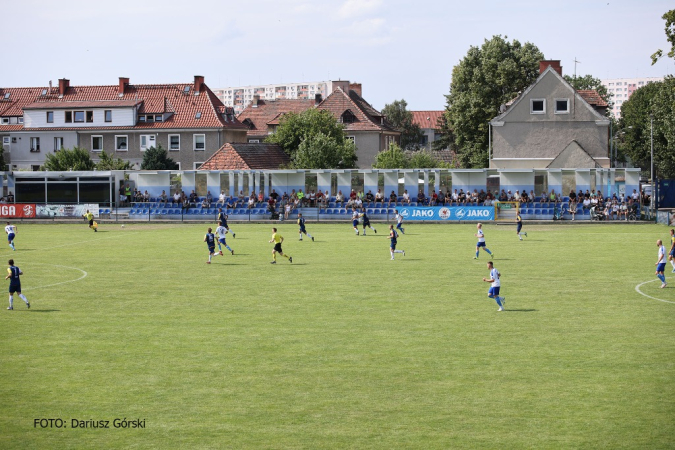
[
  {"xmin": 194, "ymin": 75, "xmax": 204, "ymax": 94},
  {"xmin": 118, "ymin": 77, "xmax": 129, "ymax": 95},
  {"xmin": 314, "ymin": 93, "xmax": 323, "ymax": 106},
  {"xmin": 349, "ymin": 83, "xmax": 362, "ymax": 97},
  {"xmin": 539, "ymin": 60, "xmax": 562, "ymax": 76},
  {"xmin": 58, "ymin": 78, "xmax": 70, "ymax": 96},
  {"xmin": 252, "ymin": 94, "xmax": 260, "ymax": 108}
]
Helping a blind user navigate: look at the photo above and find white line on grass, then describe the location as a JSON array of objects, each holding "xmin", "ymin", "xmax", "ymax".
[
  {"xmin": 20, "ymin": 263, "xmax": 88, "ymax": 292},
  {"xmin": 635, "ymin": 278, "xmax": 675, "ymax": 304},
  {"xmin": 37, "ymin": 232, "xmax": 137, "ymax": 252}
]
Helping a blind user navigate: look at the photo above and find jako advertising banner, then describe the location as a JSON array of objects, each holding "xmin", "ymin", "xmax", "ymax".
[
  {"xmin": 0, "ymin": 204, "xmax": 37, "ymax": 218},
  {"xmin": 397, "ymin": 206, "xmax": 494, "ymax": 221}
]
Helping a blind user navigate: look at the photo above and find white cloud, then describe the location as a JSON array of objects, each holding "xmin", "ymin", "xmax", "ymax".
[{"xmin": 338, "ymin": 0, "xmax": 383, "ymax": 19}]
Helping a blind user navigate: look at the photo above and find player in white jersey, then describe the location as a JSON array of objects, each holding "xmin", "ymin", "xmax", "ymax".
[
  {"xmin": 216, "ymin": 225, "xmax": 234, "ymax": 256},
  {"xmin": 483, "ymin": 261, "xmax": 505, "ymax": 311},
  {"xmin": 474, "ymin": 223, "xmax": 493, "ymax": 259},
  {"xmin": 351, "ymin": 209, "xmax": 360, "ymax": 235},
  {"xmin": 394, "ymin": 210, "xmax": 405, "ymax": 234},
  {"xmin": 5, "ymin": 222, "xmax": 16, "ymax": 251},
  {"xmin": 656, "ymin": 239, "xmax": 667, "ymax": 288}
]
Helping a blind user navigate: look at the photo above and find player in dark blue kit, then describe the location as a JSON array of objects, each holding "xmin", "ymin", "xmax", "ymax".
[
  {"xmin": 516, "ymin": 211, "xmax": 527, "ymax": 241},
  {"xmin": 5, "ymin": 259, "xmax": 29, "ymax": 310},
  {"xmin": 217, "ymin": 208, "xmax": 235, "ymax": 238},
  {"xmin": 297, "ymin": 213, "xmax": 314, "ymax": 241},
  {"xmin": 388, "ymin": 224, "xmax": 405, "ymax": 260},
  {"xmin": 204, "ymin": 227, "xmax": 218, "ymax": 264},
  {"xmin": 360, "ymin": 211, "xmax": 376, "ymax": 236}
]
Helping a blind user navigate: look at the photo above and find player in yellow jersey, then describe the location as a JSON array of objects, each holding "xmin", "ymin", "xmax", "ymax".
[
  {"xmin": 269, "ymin": 227, "xmax": 292, "ymax": 264},
  {"xmin": 82, "ymin": 210, "xmax": 97, "ymax": 232}
]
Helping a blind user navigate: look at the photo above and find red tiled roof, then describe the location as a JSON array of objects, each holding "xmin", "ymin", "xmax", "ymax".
[
  {"xmin": 317, "ymin": 87, "xmax": 398, "ymax": 132},
  {"xmin": 198, "ymin": 143, "xmax": 290, "ymax": 170},
  {"xmin": 0, "ymin": 80, "xmax": 247, "ymax": 131},
  {"xmin": 24, "ymin": 100, "xmax": 142, "ymax": 109},
  {"xmin": 577, "ymin": 90, "xmax": 608, "ymax": 107},
  {"xmin": 410, "ymin": 111, "xmax": 444, "ymax": 129},
  {"xmin": 237, "ymin": 99, "xmax": 316, "ymax": 137}
]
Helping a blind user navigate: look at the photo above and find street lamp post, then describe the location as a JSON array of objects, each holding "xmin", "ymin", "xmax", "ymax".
[{"xmin": 650, "ymin": 114, "xmax": 654, "ymax": 219}]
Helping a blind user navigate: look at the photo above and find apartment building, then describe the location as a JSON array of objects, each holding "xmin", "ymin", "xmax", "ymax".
[{"xmin": 601, "ymin": 77, "xmax": 663, "ymax": 117}]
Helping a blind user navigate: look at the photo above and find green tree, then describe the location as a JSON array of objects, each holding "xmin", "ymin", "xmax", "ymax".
[
  {"xmin": 442, "ymin": 35, "xmax": 544, "ymax": 168},
  {"xmin": 564, "ymin": 74, "xmax": 614, "ymax": 113},
  {"xmin": 141, "ymin": 144, "xmax": 179, "ymax": 170},
  {"xmin": 372, "ymin": 143, "xmax": 408, "ymax": 168},
  {"xmin": 292, "ymin": 132, "xmax": 357, "ymax": 169},
  {"xmin": 96, "ymin": 150, "xmax": 132, "ymax": 170},
  {"xmin": 0, "ymin": 144, "xmax": 6, "ymax": 170},
  {"xmin": 431, "ymin": 114, "xmax": 453, "ymax": 151},
  {"xmin": 381, "ymin": 99, "xmax": 424, "ymax": 150},
  {"xmin": 43, "ymin": 146, "xmax": 95, "ymax": 171},
  {"xmin": 266, "ymin": 108, "xmax": 357, "ymax": 168},
  {"xmin": 618, "ymin": 77, "xmax": 675, "ymax": 178},
  {"xmin": 372, "ymin": 143, "xmax": 449, "ymax": 169},
  {"xmin": 651, "ymin": 9, "xmax": 675, "ymax": 64}
]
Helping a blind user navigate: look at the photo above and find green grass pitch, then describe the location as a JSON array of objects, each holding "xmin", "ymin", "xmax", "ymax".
[{"xmin": 0, "ymin": 221, "xmax": 673, "ymax": 449}]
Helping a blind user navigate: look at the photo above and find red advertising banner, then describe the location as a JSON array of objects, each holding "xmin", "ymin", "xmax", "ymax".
[{"xmin": 0, "ymin": 204, "xmax": 36, "ymax": 218}]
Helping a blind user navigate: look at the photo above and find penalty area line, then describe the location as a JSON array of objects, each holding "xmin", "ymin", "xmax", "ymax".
[{"xmin": 635, "ymin": 278, "xmax": 675, "ymax": 305}]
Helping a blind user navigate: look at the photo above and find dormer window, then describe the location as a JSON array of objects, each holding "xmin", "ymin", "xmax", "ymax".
[
  {"xmin": 242, "ymin": 118, "xmax": 254, "ymax": 129},
  {"xmin": 139, "ymin": 116, "xmax": 146, "ymax": 122},
  {"xmin": 41, "ymin": 90, "xmax": 47, "ymax": 96},
  {"xmin": 3, "ymin": 93, "xmax": 9, "ymax": 100},
  {"xmin": 155, "ymin": 115, "xmax": 163, "ymax": 122},
  {"xmin": 195, "ymin": 112, "xmax": 202, "ymax": 119},
  {"xmin": 341, "ymin": 110, "xmax": 356, "ymax": 124},
  {"xmin": 146, "ymin": 115, "xmax": 154, "ymax": 123},
  {"xmin": 183, "ymin": 86, "xmax": 190, "ymax": 94}
]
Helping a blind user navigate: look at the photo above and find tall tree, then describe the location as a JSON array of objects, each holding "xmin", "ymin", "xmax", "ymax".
[
  {"xmin": 141, "ymin": 145, "xmax": 179, "ymax": 170},
  {"xmin": 0, "ymin": 145, "xmax": 6, "ymax": 171},
  {"xmin": 618, "ymin": 77, "xmax": 675, "ymax": 178},
  {"xmin": 441, "ymin": 35, "xmax": 544, "ymax": 168},
  {"xmin": 381, "ymin": 99, "xmax": 424, "ymax": 150},
  {"xmin": 43, "ymin": 147, "xmax": 95, "ymax": 171},
  {"xmin": 266, "ymin": 109, "xmax": 357, "ymax": 168},
  {"xmin": 372, "ymin": 143, "xmax": 449, "ymax": 169},
  {"xmin": 96, "ymin": 150, "xmax": 132, "ymax": 170},
  {"xmin": 651, "ymin": 9, "xmax": 675, "ymax": 64},
  {"xmin": 564, "ymin": 74, "xmax": 614, "ymax": 113}
]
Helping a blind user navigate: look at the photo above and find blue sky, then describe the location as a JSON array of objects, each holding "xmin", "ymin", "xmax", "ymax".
[{"xmin": 5, "ymin": 0, "xmax": 674, "ymax": 111}]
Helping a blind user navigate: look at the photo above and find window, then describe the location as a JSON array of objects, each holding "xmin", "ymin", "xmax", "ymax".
[
  {"xmin": 195, "ymin": 112, "xmax": 202, "ymax": 119},
  {"xmin": 169, "ymin": 134, "xmax": 180, "ymax": 151},
  {"xmin": 146, "ymin": 115, "xmax": 154, "ymax": 123},
  {"xmin": 346, "ymin": 136, "xmax": 355, "ymax": 144},
  {"xmin": 18, "ymin": 117, "xmax": 23, "ymax": 124},
  {"xmin": 30, "ymin": 137, "xmax": 40, "ymax": 152},
  {"xmin": 3, "ymin": 93, "xmax": 9, "ymax": 99},
  {"xmin": 92, "ymin": 136, "xmax": 103, "ymax": 152},
  {"xmin": 248, "ymin": 139, "xmax": 260, "ymax": 143},
  {"xmin": 2, "ymin": 137, "xmax": 9, "ymax": 145},
  {"xmin": 65, "ymin": 111, "xmax": 72, "ymax": 123},
  {"xmin": 115, "ymin": 135, "xmax": 128, "ymax": 151},
  {"xmin": 86, "ymin": 111, "xmax": 94, "ymax": 123},
  {"xmin": 193, "ymin": 134, "xmax": 205, "ymax": 150},
  {"xmin": 554, "ymin": 99, "xmax": 569, "ymax": 114},
  {"xmin": 46, "ymin": 111, "xmax": 54, "ymax": 123},
  {"xmin": 341, "ymin": 110, "xmax": 356, "ymax": 123},
  {"xmin": 54, "ymin": 137, "xmax": 64, "ymax": 151},
  {"xmin": 74, "ymin": 111, "xmax": 85, "ymax": 122},
  {"xmin": 105, "ymin": 110, "xmax": 112, "ymax": 122},
  {"xmin": 530, "ymin": 99, "xmax": 546, "ymax": 114},
  {"xmin": 155, "ymin": 115, "xmax": 163, "ymax": 122},
  {"xmin": 1, "ymin": 118, "xmax": 8, "ymax": 124},
  {"xmin": 138, "ymin": 115, "xmax": 146, "ymax": 122},
  {"xmin": 140, "ymin": 134, "xmax": 155, "ymax": 151},
  {"xmin": 194, "ymin": 162, "xmax": 204, "ymax": 169}
]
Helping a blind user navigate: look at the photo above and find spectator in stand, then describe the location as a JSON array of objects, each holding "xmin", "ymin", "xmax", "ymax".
[
  {"xmin": 365, "ymin": 190, "xmax": 375, "ymax": 204},
  {"xmin": 642, "ymin": 190, "xmax": 650, "ymax": 207},
  {"xmin": 125, "ymin": 184, "xmax": 132, "ymax": 204},
  {"xmin": 354, "ymin": 196, "xmax": 363, "ymax": 210},
  {"xmin": 308, "ymin": 190, "xmax": 316, "ymax": 207},
  {"xmin": 226, "ymin": 194, "xmax": 237, "ymax": 210},
  {"xmin": 143, "ymin": 190, "xmax": 150, "ymax": 202},
  {"xmin": 284, "ymin": 201, "xmax": 292, "ymax": 220},
  {"xmin": 134, "ymin": 189, "xmax": 143, "ymax": 203},
  {"xmin": 315, "ymin": 190, "xmax": 324, "ymax": 208},
  {"xmin": 603, "ymin": 201, "xmax": 612, "ymax": 218},
  {"xmin": 217, "ymin": 190, "xmax": 226, "ymax": 206},
  {"xmin": 349, "ymin": 189, "xmax": 357, "ymax": 203},
  {"xmin": 631, "ymin": 189, "xmax": 639, "ymax": 203},
  {"xmin": 590, "ymin": 193, "xmax": 599, "ymax": 209},
  {"xmin": 258, "ymin": 190, "xmax": 264, "ymax": 204},
  {"xmin": 521, "ymin": 191, "xmax": 529, "ymax": 204},
  {"xmin": 297, "ymin": 189, "xmax": 306, "ymax": 206},
  {"xmin": 336, "ymin": 190, "xmax": 345, "ymax": 206},
  {"xmin": 515, "ymin": 190, "xmax": 520, "ymax": 201},
  {"xmin": 290, "ymin": 192, "xmax": 299, "ymax": 208},
  {"xmin": 201, "ymin": 197, "xmax": 210, "ymax": 208},
  {"xmin": 568, "ymin": 198, "xmax": 577, "ymax": 221},
  {"xmin": 282, "ymin": 192, "xmax": 290, "ymax": 205},
  {"xmin": 159, "ymin": 190, "xmax": 168, "ymax": 204},
  {"xmin": 205, "ymin": 191, "xmax": 213, "ymax": 206},
  {"xmin": 507, "ymin": 190, "xmax": 515, "ymax": 201},
  {"xmin": 578, "ymin": 190, "xmax": 584, "ymax": 201},
  {"xmin": 478, "ymin": 189, "xmax": 486, "ymax": 205},
  {"xmin": 485, "ymin": 190, "xmax": 494, "ymax": 206},
  {"xmin": 498, "ymin": 190, "xmax": 508, "ymax": 202},
  {"xmin": 471, "ymin": 189, "xmax": 479, "ymax": 204},
  {"xmin": 269, "ymin": 189, "xmax": 279, "ymax": 203},
  {"xmin": 451, "ymin": 189, "xmax": 459, "ymax": 204},
  {"xmin": 585, "ymin": 190, "xmax": 591, "ymax": 199},
  {"xmin": 619, "ymin": 193, "xmax": 625, "ymax": 203},
  {"xmin": 549, "ymin": 189, "xmax": 557, "ymax": 203},
  {"xmin": 189, "ymin": 190, "xmax": 198, "ymax": 206},
  {"xmin": 619, "ymin": 201, "xmax": 628, "ymax": 220},
  {"xmin": 611, "ymin": 200, "xmax": 619, "ymax": 220},
  {"xmin": 173, "ymin": 190, "xmax": 181, "ymax": 205},
  {"xmin": 459, "ymin": 189, "xmax": 467, "ymax": 204},
  {"xmin": 375, "ymin": 189, "xmax": 384, "ymax": 204},
  {"xmin": 181, "ymin": 191, "xmax": 190, "ymax": 209},
  {"xmin": 247, "ymin": 194, "xmax": 256, "ymax": 209},
  {"xmin": 323, "ymin": 190, "xmax": 330, "ymax": 206},
  {"xmin": 582, "ymin": 196, "xmax": 591, "ymax": 211},
  {"xmin": 267, "ymin": 195, "xmax": 276, "ymax": 213},
  {"xmin": 402, "ymin": 190, "xmax": 411, "ymax": 204},
  {"xmin": 417, "ymin": 190, "xmax": 426, "ymax": 205},
  {"xmin": 529, "ymin": 190, "xmax": 536, "ymax": 204},
  {"xmin": 429, "ymin": 190, "xmax": 438, "ymax": 206},
  {"xmin": 438, "ymin": 189, "xmax": 446, "ymax": 206},
  {"xmin": 389, "ymin": 190, "xmax": 398, "ymax": 207}
]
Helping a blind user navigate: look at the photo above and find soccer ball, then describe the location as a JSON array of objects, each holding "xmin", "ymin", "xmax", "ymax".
[{"xmin": 121, "ymin": 225, "xmax": 125, "ymax": 228}]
